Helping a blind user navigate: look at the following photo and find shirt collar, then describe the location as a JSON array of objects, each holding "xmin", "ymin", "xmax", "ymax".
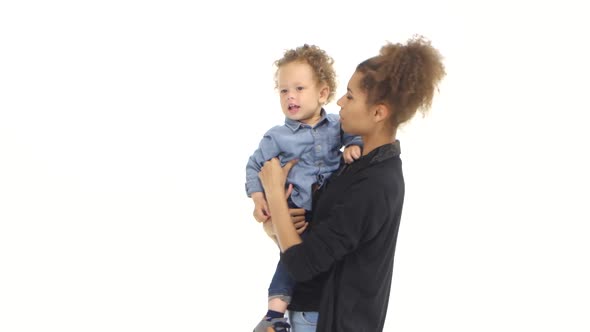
[
  {"xmin": 369, "ymin": 140, "xmax": 401, "ymax": 164},
  {"xmin": 284, "ymin": 108, "xmax": 331, "ymax": 132},
  {"xmin": 335, "ymin": 140, "xmax": 401, "ymax": 176}
]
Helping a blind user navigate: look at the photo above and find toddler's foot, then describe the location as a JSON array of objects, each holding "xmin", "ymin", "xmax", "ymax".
[{"xmin": 252, "ymin": 317, "xmax": 290, "ymax": 332}]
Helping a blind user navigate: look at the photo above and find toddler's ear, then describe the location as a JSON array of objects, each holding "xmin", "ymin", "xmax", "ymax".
[{"xmin": 319, "ymin": 84, "xmax": 330, "ymax": 104}]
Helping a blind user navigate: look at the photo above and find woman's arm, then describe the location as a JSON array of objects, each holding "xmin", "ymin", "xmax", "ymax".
[
  {"xmin": 258, "ymin": 158, "xmax": 302, "ymax": 252},
  {"xmin": 280, "ymin": 182, "xmax": 386, "ymax": 282},
  {"xmin": 259, "ymin": 157, "xmax": 393, "ymax": 282}
]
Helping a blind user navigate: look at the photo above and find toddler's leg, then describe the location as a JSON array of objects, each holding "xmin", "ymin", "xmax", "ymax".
[{"xmin": 253, "ymin": 260, "xmax": 295, "ymax": 332}]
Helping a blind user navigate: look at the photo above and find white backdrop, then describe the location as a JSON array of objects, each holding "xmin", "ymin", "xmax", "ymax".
[{"xmin": 1, "ymin": 1, "xmax": 589, "ymax": 331}]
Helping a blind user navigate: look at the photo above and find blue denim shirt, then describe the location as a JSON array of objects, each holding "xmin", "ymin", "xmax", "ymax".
[{"xmin": 245, "ymin": 110, "xmax": 363, "ymax": 211}]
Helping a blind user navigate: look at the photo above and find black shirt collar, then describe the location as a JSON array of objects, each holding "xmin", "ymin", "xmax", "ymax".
[{"xmin": 336, "ymin": 140, "xmax": 401, "ymax": 176}]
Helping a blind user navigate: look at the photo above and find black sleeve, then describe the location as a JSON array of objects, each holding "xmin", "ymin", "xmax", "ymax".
[{"xmin": 280, "ymin": 178, "xmax": 387, "ymax": 282}]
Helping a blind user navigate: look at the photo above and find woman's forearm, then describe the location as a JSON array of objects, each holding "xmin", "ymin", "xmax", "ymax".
[
  {"xmin": 266, "ymin": 194, "xmax": 302, "ymax": 252},
  {"xmin": 262, "ymin": 220, "xmax": 279, "ymax": 246}
]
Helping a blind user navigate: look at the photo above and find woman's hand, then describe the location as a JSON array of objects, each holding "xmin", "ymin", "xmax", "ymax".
[
  {"xmin": 289, "ymin": 208, "xmax": 308, "ymax": 234},
  {"xmin": 263, "ymin": 208, "xmax": 308, "ymax": 238},
  {"xmin": 258, "ymin": 158, "xmax": 298, "ymax": 197}
]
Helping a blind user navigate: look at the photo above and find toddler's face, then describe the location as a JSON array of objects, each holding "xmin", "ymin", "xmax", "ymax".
[{"xmin": 277, "ymin": 61, "xmax": 328, "ymax": 124}]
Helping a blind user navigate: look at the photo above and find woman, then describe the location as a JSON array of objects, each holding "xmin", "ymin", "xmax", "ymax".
[{"xmin": 258, "ymin": 36, "xmax": 446, "ymax": 332}]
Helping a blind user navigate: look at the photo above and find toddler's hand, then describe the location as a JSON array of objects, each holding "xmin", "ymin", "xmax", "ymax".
[
  {"xmin": 343, "ymin": 145, "xmax": 361, "ymax": 164},
  {"xmin": 252, "ymin": 196, "xmax": 270, "ymax": 223}
]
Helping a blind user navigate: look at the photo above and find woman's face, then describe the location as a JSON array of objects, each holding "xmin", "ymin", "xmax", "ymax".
[{"xmin": 337, "ymin": 71, "xmax": 374, "ymax": 136}]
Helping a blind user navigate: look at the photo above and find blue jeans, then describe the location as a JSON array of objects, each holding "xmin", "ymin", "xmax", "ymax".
[
  {"xmin": 268, "ymin": 199, "xmax": 312, "ymax": 300},
  {"xmin": 288, "ymin": 311, "xmax": 318, "ymax": 332},
  {"xmin": 268, "ymin": 258, "xmax": 296, "ymax": 299}
]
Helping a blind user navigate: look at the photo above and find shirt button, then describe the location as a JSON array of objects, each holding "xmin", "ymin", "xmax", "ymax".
[{"xmin": 316, "ymin": 145, "xmax": 321, "ymax": 152}]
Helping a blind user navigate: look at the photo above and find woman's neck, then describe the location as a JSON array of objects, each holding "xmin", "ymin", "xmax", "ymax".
[{"xmin": 361, "ymin": 130, "xmax": 396, "ymax": 156}]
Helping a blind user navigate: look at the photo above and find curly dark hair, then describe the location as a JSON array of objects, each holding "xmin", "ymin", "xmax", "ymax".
[
  {"xmin": 274, "ymin": 44, "xmax": 337, "ymax": 104},
  {"xmin": 356, "ymin": 35, "xmax": 446, "ymax": 126}
]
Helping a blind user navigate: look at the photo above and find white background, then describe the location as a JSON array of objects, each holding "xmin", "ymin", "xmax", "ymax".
[{"xmin": 1, "ymin": 1, "xmax": 589, "ymax": 331}]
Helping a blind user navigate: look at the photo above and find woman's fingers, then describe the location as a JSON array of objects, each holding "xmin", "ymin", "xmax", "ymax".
[
  {"xmin": 295, "ymin": 222, "xmax": 308, "ymax": 235},
  {"xmin": 293, "ymin": 219, "xmax": 307, "ymax": 229},
  {"xmin": 289, "ymin": 208, "xmax": 306, "ymax": 217}
]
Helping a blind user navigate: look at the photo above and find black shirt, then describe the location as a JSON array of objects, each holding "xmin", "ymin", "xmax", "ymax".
[{"xmin": 281, "ymin": 141, "xmax": 405, "ymax": 331}]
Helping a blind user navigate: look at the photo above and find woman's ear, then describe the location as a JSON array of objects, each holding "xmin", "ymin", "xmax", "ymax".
[{"xmin": 373, "ymin": 104, "xmax": 391, "ymax": 123}]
